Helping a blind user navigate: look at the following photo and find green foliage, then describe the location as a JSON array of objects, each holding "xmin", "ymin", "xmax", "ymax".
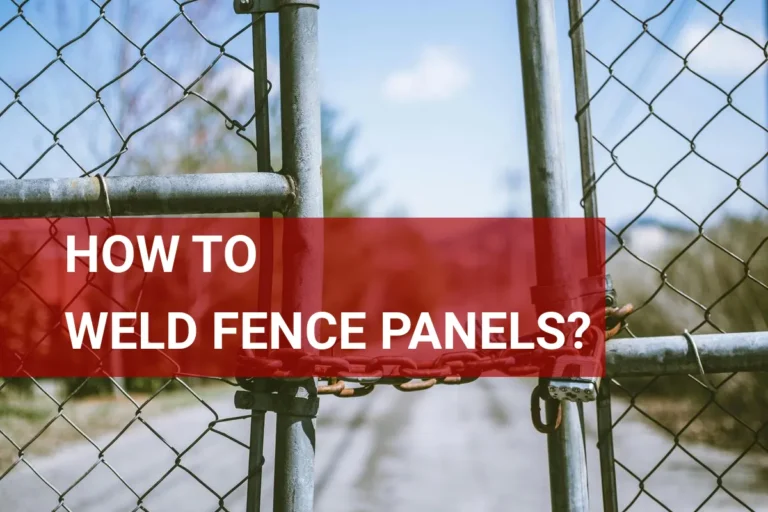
[
  {"xmin": 617, "ymin": 215, "xmax": 768, "ymax": 339},
  {"xmin": 60, "ymin": 378, "xmax": 114, "ymax": 398},
  {"xmin": 57, "ymin": 91, "xmax": 373, "ymax": 399},
  {"xmin": 132, "ymin": 81, "xmax": 372, "ymax": 219},
  {"xmin": 268, "ymin": 100, "xmax": 372, "ymax": 217},
  {"xmin": 0, "ymin": 378, "xmax": 35, "ymax": 397},
  {"xmin": 8, "ymin": 4, "xmax": 374, "ymax": 401},
  {"xmin": 318, "ymin": 106, "xmax": 371, "ymax": 217},
  {"xmin": 59, "ymin": 378, "xmax": 202, "ymax": 399}
]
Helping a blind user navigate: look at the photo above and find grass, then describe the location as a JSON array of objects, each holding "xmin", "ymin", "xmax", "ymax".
[{"xmin": 0, "ymin": 379, "xmax": 233, "ymax": 471}]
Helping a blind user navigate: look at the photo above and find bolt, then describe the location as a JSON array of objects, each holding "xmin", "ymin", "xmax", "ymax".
[
  {"xmin": 239, "ymin": 0, "xmax": 254, "ymax": 10},
  {"xmin": 235, "ymin": 390, "xmax": 254, "ymax": 409}
]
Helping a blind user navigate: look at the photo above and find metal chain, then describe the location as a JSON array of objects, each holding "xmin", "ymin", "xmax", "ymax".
[{"xmin": 233, "ymin": 304, "xmax": 634, "ymax": 397}]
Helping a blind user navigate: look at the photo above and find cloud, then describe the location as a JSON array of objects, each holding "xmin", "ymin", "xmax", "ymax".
[
  {"xmin": 678, "ymin": 23, "xmax": 764, "ymax": 76},
  {"xmin": 267, "ymin": 56, "xmax": 281, "ymax": 95},
  {"xmin": 382, "ymin": 46, "xmax": 471, "ymax": 103},
  {"xmin": 219, "ymin": 66, "xmax": 252, "ymax": 98},
  {"xmin": 209, "ymin": 55, "xmax": 281, "ymax": 103}
]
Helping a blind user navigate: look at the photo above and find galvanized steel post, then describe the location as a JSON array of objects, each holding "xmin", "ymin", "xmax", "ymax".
[
  {"xmin": 566, "ymin": 0, "xmax": 618, "ymax": 510},
  {"xmin": 244, "ymin": 12, "xmax": 273, "ymax": 512},
  {"xmin": 516, "ymin": 0, "xmax": 590, "ymax": 510},
  {"xmin": 275, "ymin": 2, "xmax": 323, "ymax": 512}
]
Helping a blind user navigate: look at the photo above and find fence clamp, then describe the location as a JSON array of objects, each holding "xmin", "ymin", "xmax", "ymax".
[
  {"xmin": 234, "ymin": 0, "xmax": 319, "ymax": 14},
  {"xmin": 531, "ymin": 383, "xmax": 562, "ymax": 434},
  {"xmin": 234, "ymin": 389, "xmax": 320, "ymax": 417}
]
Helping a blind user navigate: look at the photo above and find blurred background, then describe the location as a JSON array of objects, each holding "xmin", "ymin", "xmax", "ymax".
[{"xmin": 0, "ymin": 0, "xmax": 767, "ymax": 510}]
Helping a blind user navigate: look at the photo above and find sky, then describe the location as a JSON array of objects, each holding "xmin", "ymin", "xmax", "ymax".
[{"xmin": 0, "ymin": 0, "xmax": 766, "ymax": 231}]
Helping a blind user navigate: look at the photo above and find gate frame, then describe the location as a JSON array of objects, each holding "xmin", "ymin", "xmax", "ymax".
[{"xmin": 4, "ymin": 1, "xmax": 768, "ymax": 511}]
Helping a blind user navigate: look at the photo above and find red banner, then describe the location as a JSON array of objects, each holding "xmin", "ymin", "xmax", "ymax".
[{"xmin": 0, "ymin": 217, "xmax": 606, "ymax": 378}]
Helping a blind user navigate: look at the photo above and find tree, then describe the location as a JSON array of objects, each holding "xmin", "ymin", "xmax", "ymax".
[
  {"xmin": 18, "ymin": 2, "xmax": 376, "ymax": 398},
  {"xmin": 315, "ymin": 105, "xmax": 372, "ymax": 217},
  {"xmin": 29, "ymin": 1, "xmax": 372, "ymax": 215},
  {"xmin": 131, "ymin": 81, "xmax": 372, "ymax": 217}
]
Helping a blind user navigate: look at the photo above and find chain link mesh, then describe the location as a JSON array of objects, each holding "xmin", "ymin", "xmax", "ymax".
[
  {"xmin": 3, "ymin": 0, "xmax": 768, "ymax": 510},
  {"xmin": 0, "ymin": 1, "xmax": 272, "ymax": 509},
  {"xmin": 571, "ymin": 0, "xmax": 768, "ymax": 509}
]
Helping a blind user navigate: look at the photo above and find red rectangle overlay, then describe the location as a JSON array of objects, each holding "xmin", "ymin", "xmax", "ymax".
[{"xmin": 0, "ymin": 218, "xmax": 607, "ymax": 379}]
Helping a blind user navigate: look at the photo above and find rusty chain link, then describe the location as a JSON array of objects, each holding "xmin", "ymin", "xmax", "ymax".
[{"xmin": 232, "ymin": 304, "xmax": 634, "ymax": 398}]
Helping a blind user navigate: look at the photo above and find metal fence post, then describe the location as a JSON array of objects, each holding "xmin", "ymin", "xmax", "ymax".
[
  {"xmin": 244, "ymin": 12, "xmax": 273, "ymax": 512},
  {"xmin": 516, "ymin": 0, "xmax": 590, "ymax": 510},
  {"xmin": 566, "ymin": 0, "xmax": 619, "ymax": 510},
  {"xmin": 275, "ymin": 2, "xmax": 323, "ymax": 512}
]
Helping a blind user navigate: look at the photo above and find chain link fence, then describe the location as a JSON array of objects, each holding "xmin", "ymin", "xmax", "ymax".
[
  {"xmin": 0, "ymin": 1, "xmax": 277, "ymax": 510},
  {"xmin": 1, "ymin": 0, "xmax": 768, "ymax": 511},
  {"xmin": 568, "ymin": 0, "xmax": 768, "ymax": 509}
]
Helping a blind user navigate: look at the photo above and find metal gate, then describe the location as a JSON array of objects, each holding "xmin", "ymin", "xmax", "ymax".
[{"xmin": 0, "ymin": 0, "xmax": 766, "ymax": 511}]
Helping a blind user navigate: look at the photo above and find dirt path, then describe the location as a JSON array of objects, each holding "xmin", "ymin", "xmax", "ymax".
[{"xmin": 1, "ymin": 380, "xmax": 765, "ymax": 511}]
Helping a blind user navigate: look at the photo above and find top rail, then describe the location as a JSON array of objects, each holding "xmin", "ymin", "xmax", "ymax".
[
  {"xmin": 606, "ymin": 331, "xmax": 768, "ymax": 377},
  {"xmin": 0, "ymin": 173, "xmax": 293, "ymax": 217}
]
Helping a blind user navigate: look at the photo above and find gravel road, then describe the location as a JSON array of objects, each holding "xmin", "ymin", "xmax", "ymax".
[{"xmin": 1, "ymin": 379, "xmax": 766, "ymax": 511}]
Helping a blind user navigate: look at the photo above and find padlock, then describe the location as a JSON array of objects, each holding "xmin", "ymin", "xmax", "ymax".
[
  {"xmin": 541, "ymin": 275, "xmax": 617, "ymax": 403},
  {"xmin": 546, "ymin": 379, "xmax": 600, "ymax": 402},
  {"xmin": 545, "ymin": 324, "xmax": 605, "ymax": 402}
]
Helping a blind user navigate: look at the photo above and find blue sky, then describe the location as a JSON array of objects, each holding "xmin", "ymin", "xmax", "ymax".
[
  {"xmin": 0, "ymin": 0, "xmax": 766, "ymax": 229},
  {"xmin": 312, "ymin": 0, "xmax": 768, "ymax": 225},
  {"xmin": 315, "ymin": 0, "xmax": 521, "ymax": 217}
]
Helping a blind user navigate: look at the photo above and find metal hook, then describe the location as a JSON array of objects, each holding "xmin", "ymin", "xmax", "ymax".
[
  {"xmin": 531, "ymin": 384, "xmax": 562, "ymax": 434},
  {"xmin": 395, "ymin": 378, "xmax": 437, "ymax": 392},
  {"xmin": 95, "ymin": 174, "xmax": 115, "ymax": 233},
  {"xmin": 682, "ymin": 330, "xmax": 717, "ymax": 393}
]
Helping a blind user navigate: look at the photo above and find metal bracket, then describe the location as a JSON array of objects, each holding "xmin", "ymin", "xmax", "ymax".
[
  {"xmin": 605, "ymin": 274, "xmax": 617, "ymax": 307},
  {"xmin": 234, "ymin": 0, "xmax": 319, "ymax": 14},
  {"xmin": 234, "ymin": 390, "xmax": 320, "ymax": 417}
]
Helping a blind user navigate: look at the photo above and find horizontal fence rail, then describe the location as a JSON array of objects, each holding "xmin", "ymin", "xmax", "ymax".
[
  {"xmin": 0, "ymin": 173, "xmax": 294, "ymax": 217},
  {"xmin": 607, "ymin": 332, "xmax": 768, "ymax": 378}
]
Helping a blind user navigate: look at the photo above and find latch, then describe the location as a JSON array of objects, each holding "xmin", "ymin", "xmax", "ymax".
[
  {"xmin": 234, "ymin": 0, "xmax": 319, "ymax": 14},
  {"xmin": 535, "ymin": 275, "xmax": 619, "ymax": 404}
]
